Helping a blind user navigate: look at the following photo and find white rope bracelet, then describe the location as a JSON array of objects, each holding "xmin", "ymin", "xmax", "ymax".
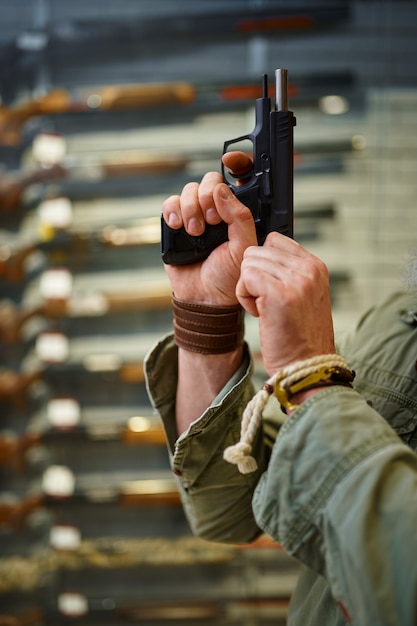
[{"xmin": 223, "ymin": 354, "xmax": 354, "ymax": 474}]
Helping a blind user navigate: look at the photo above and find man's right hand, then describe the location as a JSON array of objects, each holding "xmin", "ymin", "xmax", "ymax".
[{"xmin": 161, "ymin": 152, "xmax": 257, "ymax": 306}]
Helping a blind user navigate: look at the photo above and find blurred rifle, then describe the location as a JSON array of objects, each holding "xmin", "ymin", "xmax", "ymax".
[
  {"xmin": 0, "ymin": 474, "xmax": 181, "ymax": 531},
  {"xmin": 0, "ymin": 151, "xmax": 188, "ymax": 212},
  {"xmin": 0, "ymin": 610, "xmax": 43, "ymax": 626},
  {"xmin": 0, "ymin": 197, "xmax": 339, "ymax": 282},
  {"xmin": 0, "ymin": 134, "xmax": 358, "ymax": 214},
  {"xmin": 0, "ymin": 164, "xmax": 63, "ymax": 212},
  {"xmin": 0, "ymin": 275, "xmax": 171, "ymax": 344},
  {"xmin": 0, "ymin": 357, "xmax": 146, "ymax": 408},
  {"xmin": 0, "ymin": 82, "xmax": 195, "ymax": 146},
  {"xmin": 0, "ymin": 69, "xmax": 359, "ymax": 147},
  {"xmin": 0, "ymin": 417, "xmax": 166, "ymax": 472},
  {"xmin": 0, "ymin": 215, "xmax": 163, "ymax": 282}
]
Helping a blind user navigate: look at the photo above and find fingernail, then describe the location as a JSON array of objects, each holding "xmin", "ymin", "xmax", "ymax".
[
  {"xmin": 205, "ymin": 207, "xmax": 219, "ymax": 223},
  {"xmin": 168, "ymin": 213, "xmax": 181, "ymax": 227},
  {"xmin": 188, "ymin": 217, "xmax": 203, "ymax": 234}
]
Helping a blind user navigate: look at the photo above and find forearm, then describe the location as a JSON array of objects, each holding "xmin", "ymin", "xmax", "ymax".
[
  {"xmin": 253, "ymin": 386, "xmax": 417, "ymax": 624},
  {"xmin": 176, "ymin": 345, "xmax": 245, "ymax": 435},
  {"xmin": 145, "ymin": 335, "xmax": 267, "ymax": 543}
]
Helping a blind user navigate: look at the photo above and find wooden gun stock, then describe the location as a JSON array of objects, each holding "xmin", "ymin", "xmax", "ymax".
[
  {"xmin": 0, "ymin": 152, "xmax": 188, "ymax": 213},
  {"xmin": 0, "ymin": 164, "xmax": 66, "ymax": 212},
  {"xmin": 0, "ymin": 369, "xmax": 42, "ymax": 409},
  {"xmin": 0, "ymin": 431, "xmax": 42, "ymax": 472},
  {"xmin": 0, "ymin": 280, "xmax": 171, "ymax": 345},
  {"xmin": 0, "ymin": 494, "xmax": 43, "ymax": 531},
  {"xmin": 0, "ymin": 358, "xmax": 147, "ymax": 406},
  {"xmin": 0, "ymin": 68, "xmax": 356, "ymax": 147},
  {"xmin": 0, "ymin": 245, "xmax": 37, "ymax": 283},
  {"xmin": 0, "ymin": 82, "xmax": 195, "ymax": 146},
  {"xmin": 0, "ymin": 477, "xmax": 180, "ymax": 531},
  {"xmin": 0, "ymin": 609, "xmax": 43, "ymax": 626},
  {"xmin": 0, "ymin": 215, "xmax": 163, "ymax": 283},
  {"xmin": 0, "ymin": 419, "xmax": 166, "ymax": 472}
]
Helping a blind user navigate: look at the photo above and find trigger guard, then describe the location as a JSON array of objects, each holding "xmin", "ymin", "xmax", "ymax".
[{"xmin": 222, "ymin": 134, "xmax": 254, "ymax": 183}]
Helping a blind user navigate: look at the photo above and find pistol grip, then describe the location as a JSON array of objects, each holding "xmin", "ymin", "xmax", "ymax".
[{"xmin": 161, "ymin": 217, "xmax": 228, "ymax": 265}]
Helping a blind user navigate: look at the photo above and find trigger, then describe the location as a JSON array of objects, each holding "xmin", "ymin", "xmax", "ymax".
[{"xmin": 227, "ymin": 169, "xmax": 252, "ymax": 181}]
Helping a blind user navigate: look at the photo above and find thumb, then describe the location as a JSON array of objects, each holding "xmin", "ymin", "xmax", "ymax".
[{"xmin": 213, "ymin": 183, "xmax": 257, "ymax": 262}]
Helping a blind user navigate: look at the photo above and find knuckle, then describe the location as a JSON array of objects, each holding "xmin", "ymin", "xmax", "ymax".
[
  {"xmin": 233, "ymin": 199, "xmax": 253, "ymax": 222},
  {"xmin": 315, "ymin": 258, "xmax": 330, "ymax": 282},
  {"xmin": 201, "ymin": 171, "xmax": 222, "ymax": 183}
]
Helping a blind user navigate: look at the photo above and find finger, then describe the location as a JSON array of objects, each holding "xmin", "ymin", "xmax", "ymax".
[
  {"xmin": 222, "ymin": 151, "xmax": 253, "ymax": 180},
  {"xmin": 264, "ymin": 231, "xmax": 312, "ymax": 262},
  {"xmin": 235, "ymin": 256, "xmax": 270, "ymax": 317},
  {"xmin": 249, "ymin": 232, "xmax": 327, "ymax": 278},
  {"xmin": 161, "ymin": 194, "xmax": 183, "ymax": 229},
  {"xmin": 237, "ymin": 252, "xmax": 302, "ymax": 320},
  {"xmin": 264, "ymin": 231, "xmax": 305, "ymax": 254},
  {"xmin": 163, "ymin": 187, "xmax": 204, "ymax": 236},
  {"xmin": 178, "ymin": 181, "xmax": 208, "ymax": 235},
  {"xmin": 198, "ymin": 171, "xmax": 224, "ymax": 225},
  {"xmin": 239, "ymin": 242, "xmax": 330, "ymax": 314},
  {"xmin": 213, "ymin": 183, "xmax": 257, "ymax": 265}
]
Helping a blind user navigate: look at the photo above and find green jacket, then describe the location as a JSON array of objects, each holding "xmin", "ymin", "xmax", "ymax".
[{"xmin": 145, "ymin": 291, "xmax": 417, "ymax": 625}]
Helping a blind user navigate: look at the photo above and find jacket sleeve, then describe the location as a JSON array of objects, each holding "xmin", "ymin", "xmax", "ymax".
[
  {"xmin": 253, "ymin": 385, "xmax": 417, "ymax": 625},
  {"xmin": 144, "ymin": 334, "xmax": 277, "ymax": 543}
]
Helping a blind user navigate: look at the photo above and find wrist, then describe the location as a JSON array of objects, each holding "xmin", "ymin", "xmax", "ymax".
[
  {"xmin": 272, "ymin": 355, "xmax": 355, "ymax": 413},
  {"xmin": 172, "ymin": 295, "xmax": 244, "ymax": 355},
  {"xmin": 284, "ymin": 386, "xmax": 330, "ymax": 414},
  {"xmin": 178, "ymin": 343, "xmax": 244, "ymax": 377},
  {"xmin": 176, "ymin": 343, "xmax": 245, "ymax": 435},
  {"xmin": 222, "ymin": 353, "xmax": 355, "ymax": 475}
]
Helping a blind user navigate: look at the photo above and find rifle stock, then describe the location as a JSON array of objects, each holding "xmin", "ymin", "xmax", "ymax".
[
  {"xmin": 0, "ymin": 153, "xmax": 188, "ymax": 213},
  {"xmin": 0, "ymin": 358, "xmax": 147, "ymax": 406},
  {"xmin": 0, "ymin": 68, "xmax": 358, "ymax": 147},
  {"xmin": 0, "ymin": 477, "xmax": 181, "ymax": 531},
  {"xmin": 0, "ymin": 83, "xmax": 195, "ymax": 146},
  {"xmin": 0, "ymin": 247, "xmax": 32, "ymax": 284},
  {"xmin": 0, "ymin": 218, "xmax": 163, "ymax": 283},
  {"xmin": 0, "ymin": 609, "xmax": 43, "ymax": 626},
  {"xmin": 0, "ymin": 494, "xmax": 43, "ymax": 531},
  {"xmin": 0, "ymin": 195, "xmax": 339, "ymax": 283},
  {"xmin": 0, "ymin": 369, "xmax": 42, "ymax": 409},
  {"xmin": 0, "ymin": 164, "xmax": 66, "ymax": 212},
  {"xmin": 0, "ymin": 419, "xmax": 166, "ymax": 472},
  {"xmin": 0, "ymin": 431, "xmax": 42, "ymax": 472},
  {"xmin": 0, "ymin": 281, "xmax": 172, "ymax": 345}
]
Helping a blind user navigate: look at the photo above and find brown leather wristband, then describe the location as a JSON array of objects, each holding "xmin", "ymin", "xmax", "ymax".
[{"xmin": 172, "ymin": 295, "xmax": 244, "ymax": 354}]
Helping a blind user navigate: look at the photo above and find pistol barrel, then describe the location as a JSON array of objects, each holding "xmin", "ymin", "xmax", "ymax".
[{"xmin": 275, "ymin": 69, "xmax": 288, "ymax": 111}]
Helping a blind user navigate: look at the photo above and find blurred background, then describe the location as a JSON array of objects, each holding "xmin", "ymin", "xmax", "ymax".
[{"xmin": 0, "ymin": 1, "xmax": 416, "ymax": 624}]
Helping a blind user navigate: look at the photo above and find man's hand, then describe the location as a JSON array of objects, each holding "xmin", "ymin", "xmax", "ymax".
[
  {"xmin": 237, "ymin": 232, "xmax": 336, "ymax": 376},
  {"xmin": 161, "ymin": 152, "xmax": 256, "ymax": 306}
]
